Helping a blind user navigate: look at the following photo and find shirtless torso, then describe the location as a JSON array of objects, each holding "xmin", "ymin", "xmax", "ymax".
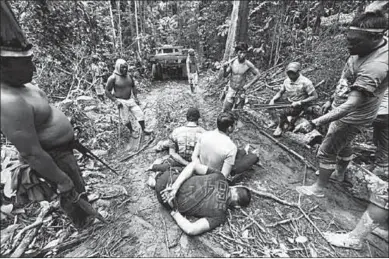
[
  {"xmin": 1, "ymin": 83, "xmax": 74, "ymax": 150},
  {"xmin": 106, "ymin": 74, "xmax": 136, "ymax": 100},
  {"xmin": 226, "ymin": 59, "xmax": 259, "ymax": 91}
]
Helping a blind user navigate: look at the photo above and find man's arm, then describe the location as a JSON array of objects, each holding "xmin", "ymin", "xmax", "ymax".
[
  {"xmin": 223, "ymin": 63, "xmax": 232, "ymax": 78},
  {"xmin": 105, "ymin": 76, "xmax": 119, "ymax": 104},
  {"xmin": 169, "ymin": 147, "xmax": 189, "ymax": 166},
  {"xmin": 0, "ymin": 96, "xmax": 74, "ymax": 193},
  {"xmin": 312, "ymin": 90, "xmax": 365, "ymax": 127},
  {"xmin": 170, "ymin": 211, "xmax": 211, "ymax": 235},
  {"xmin": 269, "ymin": 83, "xmax": 286, "ymax": 105},
  {"xmin": 130, "ymin": 75, "xmax": 139, "ymax": 103},
  {"xmin": 220, "ymin": 148, "xmax": 237, "ymax": 178},
  {"xmin": 191, "ymin": 142, "xmax": 200, "ymax": 162},
  {"xmin": 296, "ymin": 89, "xmax": 318, "ymax": 106},
  {"xmin": 243, "ymin": 60, "xmax": 261, "ymax": 91}
]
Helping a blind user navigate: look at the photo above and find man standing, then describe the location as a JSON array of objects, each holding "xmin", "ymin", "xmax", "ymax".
[
  {"xmin": 105, "ymin": 59, "xmax": 152, "ymax": 138},
  {"xmin": 186, "ymin": 49, "xmax": 199, "ymax": 93},
  {"xmin": 269, "ymin": 62, "xmax": 318, "ymax": 137},
  {"xmin": 149, "ymin": 107, "xmax": 205, "ymax": 172},
  {"xmin": 222, "ymin": 42, "xmax": 261, "ymax": 112},
  {"xmin": 90, "ymin": 54, "xmax": 105, "ymax": 102},
  {"xmin": 294, "ymin": 7, "xmax": 388, "ymax": 199},
  {"xmin": 0, "ymin": 0, "xmax": 100, "ymax": 228}
]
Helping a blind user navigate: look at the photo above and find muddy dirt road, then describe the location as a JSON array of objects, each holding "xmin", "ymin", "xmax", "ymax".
[{"xmin": 63, "ymin": 75, "xmax": 388, "ymax": 258}]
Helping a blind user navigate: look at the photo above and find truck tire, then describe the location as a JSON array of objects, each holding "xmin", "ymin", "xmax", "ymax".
[{"xmin": 152, "ymin": 64, "xmax": 159, "ymax": 80}]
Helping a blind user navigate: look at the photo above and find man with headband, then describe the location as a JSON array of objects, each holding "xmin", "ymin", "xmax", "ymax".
[
  {"xmin": 222, "ymin": 42, "xmax": 261, "ymax": 112},
  {"xmin": 105, "ymin": 58, "xmax": 152, "ymax": 138},
  {"xmin": 294, "ymin": 1, "xmax": 388, "ymax": 250},
  {"xmin": 269, "ymin": 62, "xmax": 318, "ymax": 137},
  {"xmin": 0, "ymin": 0, "xmax": 102, "ymax": 228}
]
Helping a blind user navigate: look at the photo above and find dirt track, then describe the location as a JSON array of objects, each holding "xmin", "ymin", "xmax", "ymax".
[{"xmin": 63, "ymin": 75, "xmax": 388, "ymax": 258}]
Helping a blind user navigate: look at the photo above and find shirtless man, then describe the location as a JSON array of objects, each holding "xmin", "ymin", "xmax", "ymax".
[
  {"xmin": 0, "ymin": 0, "xmax": 98, "ymax": 228},
  {"xmin": 222, "ymin": 42, "xmax": 260, "ymax": 112},
  {"xmin": 105, "ymin": 59, "xmax": 151, "ymax": 138}
]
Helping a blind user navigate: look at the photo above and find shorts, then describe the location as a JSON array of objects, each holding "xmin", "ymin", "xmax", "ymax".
[
  {"xmin": 117, "ymin": 98, "xmax": 145, "ymax": 125},
  {"xmin": 188, "ymin": 72, "xmax": 198, "ymax": 85},
  {"xmin": 317, "ymin": 120, "xmax": 363, "ymax": 170}
]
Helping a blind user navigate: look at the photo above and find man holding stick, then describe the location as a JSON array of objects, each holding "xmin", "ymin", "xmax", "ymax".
[
  {"xmin": 269, "ymin": 62, "xmax": 318, "ymax": 137},
  {"xmin": 0, "ymin": 0, "xmax": 103, "ymax": 228},
  {"xmin": 294, "ymin": 4, "xmax": 388, "ymax": 249}
]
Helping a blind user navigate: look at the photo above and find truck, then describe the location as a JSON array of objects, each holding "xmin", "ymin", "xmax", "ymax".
[{"xmin": 149, "ymin": 45, "xmax": 188, "ymax": 80}]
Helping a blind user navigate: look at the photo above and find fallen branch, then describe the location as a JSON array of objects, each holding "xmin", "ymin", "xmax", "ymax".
[
  {"xmin": 241, "ymin": 113, "xmax": 317, "ymax": 171},
  {"xmin": 10, "ymin": 228, "xmax": 38, "ymax": 258},
  {"xmin": 234, "ymin": 185, "xmax": 298, "ymax": 208},
  {"xmin": 37, "ymin": 234, "xmax": 88, "ymax": 257},
  {"xmin": 120, "ymin": 134, "xmax": 155, "ymax": 162},
  {"xmin": 239, "ymin": 209, "xmax": 266, "ymax": 233},
  {"xmin": 12, "ymin": 201, "xmax": 54, "ymax": 250},
  {"xmin": 265, "ymin": 205, "xmax": 318, "ymax": 227},
  {"xmin": 298, "ymin": 206, "xmax": 339, "ymax": 256}
]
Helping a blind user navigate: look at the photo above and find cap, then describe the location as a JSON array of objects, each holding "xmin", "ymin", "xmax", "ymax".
[
  {"xmin": 286, "ymin": 62, "xmax": 301, "ymax": 73},
  {"xmin": 0, "ymin": 0, "xmax": 33, "ymax": 57},
  {"xmin": 188, "ymin": 49, "xmax": 195, "ymax": 55}
]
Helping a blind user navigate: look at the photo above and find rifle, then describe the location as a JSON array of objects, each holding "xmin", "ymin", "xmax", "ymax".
[{"xmin": 72, "ymin": 139, "xmax": 119, "ymax": 175}]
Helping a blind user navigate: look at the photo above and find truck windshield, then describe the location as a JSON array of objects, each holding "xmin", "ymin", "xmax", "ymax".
[{"xmin": 163, "ymin": 49, "xmax": 173, "ymax": 53}]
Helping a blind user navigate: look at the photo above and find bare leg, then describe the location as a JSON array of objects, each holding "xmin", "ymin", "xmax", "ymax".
[{"xmin": 324, "ymin": 203, "xmax": 387, "ymax": 250}]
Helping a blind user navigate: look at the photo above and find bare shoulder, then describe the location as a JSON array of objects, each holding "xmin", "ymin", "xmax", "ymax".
[{"xmin": 1, "ymin": 88, "xmax": 30, "ymax": 118}]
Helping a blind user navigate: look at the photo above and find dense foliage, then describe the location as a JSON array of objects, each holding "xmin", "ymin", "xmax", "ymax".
[{"xmin": 8, "ymin": 0, "xmax": 369, "ymax": 98}]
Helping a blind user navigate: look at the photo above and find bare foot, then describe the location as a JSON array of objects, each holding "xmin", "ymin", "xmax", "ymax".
[
  {"xmin": 296, "ymin": 184, "xmax": 325, "ymax": 198},
  {"xmin": 330, "ymin": 170, "xmax": 345, "ymax": 182},
  {"xmin": 323, "ymin": 232, "xmax": 362, "ymax": 250}
]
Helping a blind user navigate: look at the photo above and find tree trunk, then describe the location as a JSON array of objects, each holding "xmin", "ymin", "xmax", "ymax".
[
  {"xmin": 128, "ymin": 1, "xmax": 134, "ymax": 41},
  {"xmin": 134, "ymin": 0, "xmax": 141, "ymax": 55},
  {"xmin": 109, "ymin": 1, "xmax": 117, "ymax": 50},
  {"xmin": 219, "ymin": 0, "xmax": 240, "ymax": 79},
  {"xmin": 236, "ymin": 0, "xmax": 249, "ymax": 43},
  {"xmin": 222, "ymin": 0, "xmax": 240, "ymax": 62},
  {"xmin": 117, "ymin": 0, "xmax": 123, "ymax": 55}
]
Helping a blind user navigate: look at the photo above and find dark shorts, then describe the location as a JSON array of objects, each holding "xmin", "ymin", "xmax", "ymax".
[
  {"xmin": 317, "ymin": 120, "xmax": 363, "ymax": 169},
  {"xmin": 373, "ymin": 114, "xmax": 389, "ymax": 167}
]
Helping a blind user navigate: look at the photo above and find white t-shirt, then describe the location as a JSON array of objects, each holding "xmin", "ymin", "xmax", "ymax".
[{"xmin": 197, "ymin": 129, "xmax": 237, "ymax": 171}]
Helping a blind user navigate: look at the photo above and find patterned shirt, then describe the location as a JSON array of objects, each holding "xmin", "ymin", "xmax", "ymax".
[
  {"xmin": 168, "ymin": 125, "xmax": 205, "ymax": 161},
  {"xmin": 333, "ymin": 39, "xmax": 388, "ymax": 125},
  {"xmin": 281, "ymin": 74, "xmax": 315, "ymax": 102},
  {"xmin": 176, "ymin": 172, "xmax": 230, "ymax": 230}
]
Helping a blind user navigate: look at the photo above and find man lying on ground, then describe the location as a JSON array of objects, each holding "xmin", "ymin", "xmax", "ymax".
[
  {"xmin": 191, "ymin": 112, "xmax": 259, "ymax": 181},
  {"xmin": 150, "ymin": 160, "xmax": 251, "ymax": 235},
  {"xmin": 148, "ymin": 107, "xmax": 205, "ymax": 172},
  {"xmin": 269, "ymin": 62, "xmax": 318, "ymax": 137}
]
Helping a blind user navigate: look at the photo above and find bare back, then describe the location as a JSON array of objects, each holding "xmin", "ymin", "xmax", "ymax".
[
  {"xmin": 1, "ymin": 83, "xmax": 74, "ymax": 150},
  {"xmin": 107, "ymin": 74, "xmax": 134, "ymax": 100},
  {"xmin": 229, "ymin": 59, "xmax": 252, "ymax": 90}
]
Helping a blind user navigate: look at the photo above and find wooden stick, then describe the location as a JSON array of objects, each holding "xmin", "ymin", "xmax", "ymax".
[
  {"xmin": 298, "ymin": 206, "xmax": 339, "ymax": 256},
  {"xmin": 12, "ymin": 201, "xmax": 53, "ymax": 249},
  {"xmin": 265, "ymin": 205, "xmax": 318, "ymax": 227},
  {"xmin": 239, "ymin": 209, "xmax": 266, "ymax": 233},
  {"xmin": 242, "ymin": 113, "xmax": 317, "ymax": 171},
  {"xmin": 10, "ymin": 228, "xmax": 38, "ymax": 257},
  {"xmin": 234, "ymin": 185, "xmax": 298, "ymax": 208},
  {"xmin": 120, "ymin": 135, "xmax": 155, "ymax": 162}
]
